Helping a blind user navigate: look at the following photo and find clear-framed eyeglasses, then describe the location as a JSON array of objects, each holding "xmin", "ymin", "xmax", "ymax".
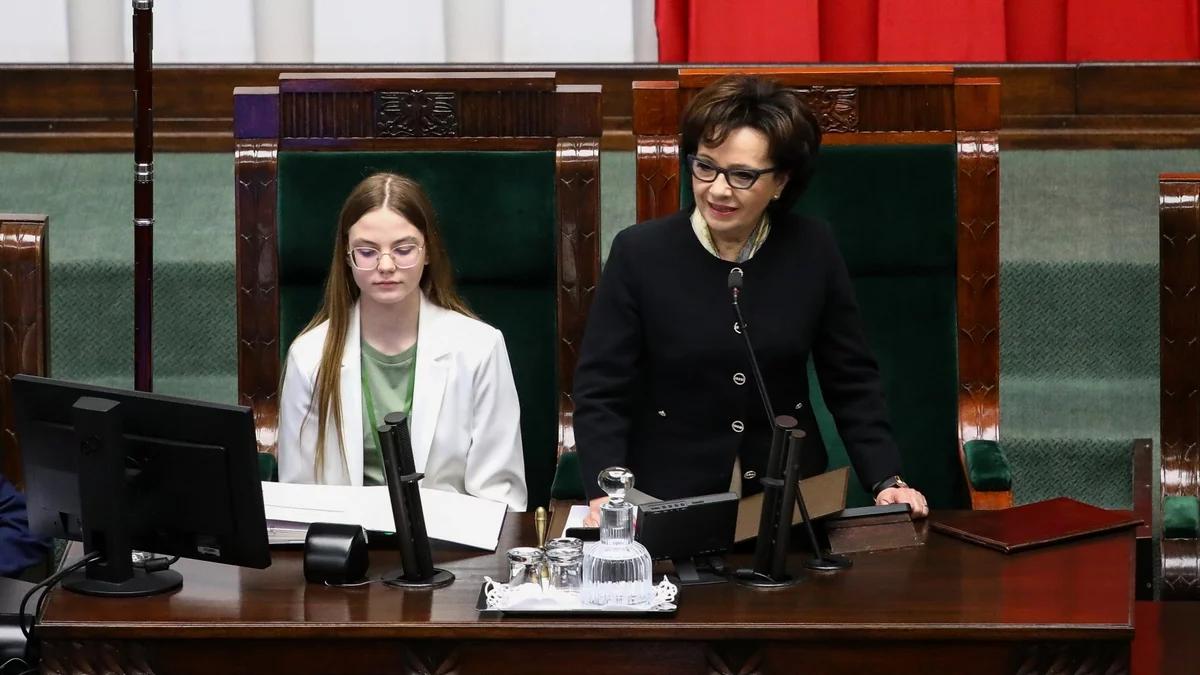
[
  {"xmin": 347, "ymin": 243, "xmax": 425, "ymax": 271},
  {"xmin": 687, "ymin": 154, "xmax": 779, "ymax": 190}
]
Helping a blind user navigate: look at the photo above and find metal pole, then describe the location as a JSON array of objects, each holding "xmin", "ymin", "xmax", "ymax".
[{"xmin": 133, "ymin": 0, "xmax": 153, "ymax": 391}]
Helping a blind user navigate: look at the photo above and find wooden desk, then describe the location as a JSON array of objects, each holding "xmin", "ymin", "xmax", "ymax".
[
  {"xmin": 38, "ymin": 515, "xmax": 1135, "ymax": 675},
  {"xmin": 1132, "ymin": 600, "xmax": 1200, "ymax": 675}
]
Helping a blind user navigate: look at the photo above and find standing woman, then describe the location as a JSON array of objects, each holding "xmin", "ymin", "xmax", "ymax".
[
  {"xmin": 574, "ymin": 75, "xmax": 927, "ymax": 522},
  {"xmin": 278, "ymin": 172, "xmax": 527, "ymax": 512}
]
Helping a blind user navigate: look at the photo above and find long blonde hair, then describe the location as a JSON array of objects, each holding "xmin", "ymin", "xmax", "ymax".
[{"xmin": 300, "ymin": 172, "xmax": 474, "ymax": 479}]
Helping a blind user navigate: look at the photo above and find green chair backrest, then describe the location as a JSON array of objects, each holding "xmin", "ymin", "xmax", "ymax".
[
  {"xmin": 277, "ymin": 151, "xmax": 558, "ymax": 507},
  {"xmin": 683, "ymin": 145, "xmax": 965, "ymax": 508}
]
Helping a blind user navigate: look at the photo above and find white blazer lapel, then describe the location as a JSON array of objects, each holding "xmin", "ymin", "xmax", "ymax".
[
  {"xmin": 338, "ymin": 302, "xmax": 365, "ymax": 486},
  {"xmin": 410, "ymin": 293, "xmax": 450, "ymax": 473}
]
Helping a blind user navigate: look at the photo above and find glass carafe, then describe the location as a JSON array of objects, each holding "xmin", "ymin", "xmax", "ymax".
[{"xmin": 581, "ymin": 467, "xmax": 653, "ymax": 606}]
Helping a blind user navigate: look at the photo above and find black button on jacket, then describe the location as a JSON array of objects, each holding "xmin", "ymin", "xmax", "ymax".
[{"xmin": 573, "ymin": 210, "xmax": 903, "ymax": 501}]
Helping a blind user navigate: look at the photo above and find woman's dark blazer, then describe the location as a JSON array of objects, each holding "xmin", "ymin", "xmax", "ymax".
[{"xmin": 572, "ymin": 209, "xmax": 903, "ymax": 502}]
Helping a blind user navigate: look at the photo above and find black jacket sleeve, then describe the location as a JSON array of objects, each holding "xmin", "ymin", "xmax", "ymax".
[
  {"xmin": 572, "ymin": 230, "xmax": 644, "ymax": 500},
  {"xmin": 810, "ymin": 224, "xmax": 904, "ymax": 493},
  {"xmin": 0, "ymin": 474, "xmax": 51, "ymax": 577}
]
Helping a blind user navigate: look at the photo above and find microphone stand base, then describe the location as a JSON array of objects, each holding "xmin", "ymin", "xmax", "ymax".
[
  {"xmin": 731, "ymin": 570, "xmax": 803, "ymax": 589},
  {"xmin": 803, "ymin": 553, "xmax": 853, "ymax": 572},
  {"xmin": 381, "ymin": 568, "xmax": 455, "ymax": 590}
]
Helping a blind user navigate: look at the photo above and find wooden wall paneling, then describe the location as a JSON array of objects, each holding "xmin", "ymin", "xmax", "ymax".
[
  {"xmin": 234, "ymin": 140, "xmax": 280, "ymax": 457},
  {"xmin": 277, "ymin": 138, "xmax": 559, "ymax": 152},
  {"xmin": 555, "ymin": 136, "xmax": 600, "ymax": 455},
  {"xmin": 954, "ymin": 78, "xmax": 1006, "ymax": 510},
  {"xmin": 1159, "ymin": 173, "xmax": 1200, "ymax": 600},
  {"xmin": 856, "ymin": 85, "xmax": 954, "ymax": 132},
  {"xmin": 7, "ymin": 64, "xmax": 1200, "ymax": 151},
  {"xmin": 234, "ymin": 87, "xmax": 281, "ymax": 457},
  {"xmin": 554, "ymin": 84, "xmax": 603, "ymax": 138},
  {"xmin": 678, "ymin": 65, "xmax": 956, "ymax": 88},
  {"xmin": 1077, "ymin": 64, "xmax": 1200, "ymax": 115},
  {"xmin": 956, "ymin": 65, "xmax": 1076, "ymax": 117},
  {"xmin": 554, "ymin": 83, "xmax": 602, "ymax": 459},
  {"xmin": 633, "ymin": 82, "xmax": 682, "ymax": 223},
  {"xmin": 0, "ymin": 214, "xmax": 48, "ymax": 487}
]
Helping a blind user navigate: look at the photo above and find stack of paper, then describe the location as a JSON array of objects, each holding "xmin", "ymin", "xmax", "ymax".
[{"xmin": 261, "ymin": 482, "xmax": 508, "ymax": 551}]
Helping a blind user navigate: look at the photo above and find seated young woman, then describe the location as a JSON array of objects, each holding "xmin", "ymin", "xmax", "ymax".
[{"xmin": 278, "ymin": 172, "xmax": 527, "ymax": 511}]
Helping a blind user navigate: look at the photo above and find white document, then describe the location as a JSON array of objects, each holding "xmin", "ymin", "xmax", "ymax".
[
  {"xmin": 560, "ymin": 504, "xmax": 593, "ymax": 537},
  {"xmin": 261, "ymin": 481, "xmax": 507, "ymax": 551}
]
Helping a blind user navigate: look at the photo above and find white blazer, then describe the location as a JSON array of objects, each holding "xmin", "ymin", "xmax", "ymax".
[{"xmin": 277, "ymin": 293, "xmax": 527, "ymax": 511}]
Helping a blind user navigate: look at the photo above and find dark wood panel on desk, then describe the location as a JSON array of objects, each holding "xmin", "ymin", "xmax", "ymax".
[
  {"xmin": 36, "ymin": 514, "xmax": 1135, "ymax": 674},
  {"xmin": 38, "ymin": 638, "xmax": 1131, "ymax": 675},
  {"xmin": 1132, "ymin": 601, "xmax": 1200, "ymax": 675},
  {"xmin": 6, "ymin": 63, "xmax": 1200, "ymax": 151}
]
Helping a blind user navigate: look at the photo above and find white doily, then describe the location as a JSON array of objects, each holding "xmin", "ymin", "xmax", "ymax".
[{"xmin": 483, "ymin": 577, "xmax": 678, "ymax": 612}]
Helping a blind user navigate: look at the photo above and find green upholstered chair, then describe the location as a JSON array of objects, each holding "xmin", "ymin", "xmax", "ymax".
[
  {"xmin": 233, "ymin": 73, "xmax": 602, "ymax": 509},
  {"xmin": 1158, "ymin": 173, "xmax": 1200, "ymax": 599},
  {"xmin": 0, "ymin": 213, "xmax": 49, "ymax": 488},
  {"xmin": 627, "ymin": 68, "xmax": 1005, "ymax": 510}
]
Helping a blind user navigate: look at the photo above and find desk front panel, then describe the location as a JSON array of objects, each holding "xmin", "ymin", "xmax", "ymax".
[{"xmin": 38, "ymin": 514, "xmax": 1135, "ymax": 674}]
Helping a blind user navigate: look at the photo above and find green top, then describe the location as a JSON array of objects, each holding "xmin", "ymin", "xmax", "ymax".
[{"xmin": 360, "ymin": 340, "xmax": 417, "ymax": 486}]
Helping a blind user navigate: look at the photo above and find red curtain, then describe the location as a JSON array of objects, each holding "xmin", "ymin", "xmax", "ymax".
[
  {"xmin": 657, "ymin": 0, "xmax": 1200, "ymax": 62},
  {"xmin": 657, "ymin": 0, "xmax": 821, "ymax": 62}
]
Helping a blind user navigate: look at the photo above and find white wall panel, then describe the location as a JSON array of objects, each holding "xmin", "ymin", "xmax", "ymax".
[
  {"xmin": 501, "ymin": 0, "xmax": 635, "ymax": 62},
  {"xmin": 631, "ymin": 0, "xmax": 658, "ymax": 62},
  {"xmin": 67, "ymin": 0, "xmax": 124, "ymax": 62},
  {"xmin": 3, "ymin": 0, "xmax": 657, "ymax": 63},
  {"xmin": 122, "ymin": 0, "xmax": 256, "ymax": 63},
  {"xmin": 253, "ymin": 0, "xmax": 314, "ymax": 62},
  {"xmin": 443, "ymin": 0, "xmax": 501, "ymax": 63},
  {"xmin": 313, "ymin": 0, "xmax": 445, "ymax": 63},
  {"xmin": 0, "ymin": 0, "xmax": 69, "ymax": 62}
]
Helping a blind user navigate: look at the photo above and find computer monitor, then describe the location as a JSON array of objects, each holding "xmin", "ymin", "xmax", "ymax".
[
  {"xmin": 635, "ymin": 491, "xmax": 739, "ymax": 586},
  {"xmin": 12, "ymin": 375, "xmax": 270, "ymax": 597}
]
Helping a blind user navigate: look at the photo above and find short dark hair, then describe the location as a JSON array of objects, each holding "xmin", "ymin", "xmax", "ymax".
[{"xmin": 680, "ymin": 74, "xmax": 822, "ymax": 216}]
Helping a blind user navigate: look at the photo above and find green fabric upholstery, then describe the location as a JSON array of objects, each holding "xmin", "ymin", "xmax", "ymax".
[
  {"xmin": 550, "ymin": 451, "xmax": 586, "ymax": 500},
  {"xmin": 258, "ymin": 452, "xmax": 279, "ymax": 482},
  {"xmin": 962, "ymin": 439, "xmax": 1013, "ymax": 491},
  {"xmin": 1164, "ymin": 495, "xmax": 1200, "ymax": 538},
  {"xmin": 277, "ymin": 151, "xmax": 558, "ymax": 508},
  {"xmin": 685, "ymin": 145, "xmax": 964, "ymax": 509}
]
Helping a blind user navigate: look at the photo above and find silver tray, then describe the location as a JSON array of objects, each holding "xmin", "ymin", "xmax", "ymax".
[{"xmin": 473, "ymin": 583, "xmax": 678, "ymax": 617}]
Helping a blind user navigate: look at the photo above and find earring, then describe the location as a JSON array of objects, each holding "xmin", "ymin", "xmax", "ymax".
[{"xmin": 771, "ymin": 193, "xmax": 781, "ymax": 201}]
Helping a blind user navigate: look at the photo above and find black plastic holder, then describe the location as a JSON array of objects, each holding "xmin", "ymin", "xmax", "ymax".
[{"xmin": 377, "ymin": 412, "xmax": 454, "ymax": 590}]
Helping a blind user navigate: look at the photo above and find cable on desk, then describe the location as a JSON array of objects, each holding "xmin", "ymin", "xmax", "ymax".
[
  {"xmin": 133, "ymin": 554, "xmax": 180, "ymax": 573},
  {"xmin": 18, "ymin": 551, "xmax": 102, "ymax": 640}
]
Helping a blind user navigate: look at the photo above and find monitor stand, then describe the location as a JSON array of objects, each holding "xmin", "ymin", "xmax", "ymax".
[
  {"xmin": 64, "ymin": 568, "xmax": 182, "ymax": 598},
  {"xmin": 669, "ymin": 555, "xmax": 728, "ymax": 586},
  {"xmin": 66, "ymin": 397, "xmax": 182, "ymax": 597}
]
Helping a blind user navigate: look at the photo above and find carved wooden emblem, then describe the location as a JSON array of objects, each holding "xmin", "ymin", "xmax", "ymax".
[
  {"xmin": 791, "ymin": 86, "xmax": 859, "ymax": 133},
  {"xmin": 376, "ymin": 91, "xmax": 458, "ymax": 137}
]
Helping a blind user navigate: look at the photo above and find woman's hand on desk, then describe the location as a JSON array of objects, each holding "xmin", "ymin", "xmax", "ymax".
[
  {"xmin": 583, "ymin": 496, "xmax": 607, "ymax": 527},
  {"xmin": 876, "ymin": 487, "xmax": 929, "ymax": 519}
]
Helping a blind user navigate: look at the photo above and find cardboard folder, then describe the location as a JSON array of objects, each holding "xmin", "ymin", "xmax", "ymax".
[
  {"xmin": 929, "ymin": 497, "xmax": 1141, "ymax": 553},
  {"xmin": 734, "ymin": 466, "xmax": 849, "ymax": 542}
]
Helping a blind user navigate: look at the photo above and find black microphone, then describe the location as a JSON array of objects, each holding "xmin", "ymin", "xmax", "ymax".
[
  {"xmin": 726, "ymin": 267, "xmax": 852, "ymax": 585},
  {"xmin": 729, "ymin": 265, "xmax": 791, "ymax": 581},
  {"xmin": 727, "ymin": 267, "xmax": 775, "ymax": 431}
]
